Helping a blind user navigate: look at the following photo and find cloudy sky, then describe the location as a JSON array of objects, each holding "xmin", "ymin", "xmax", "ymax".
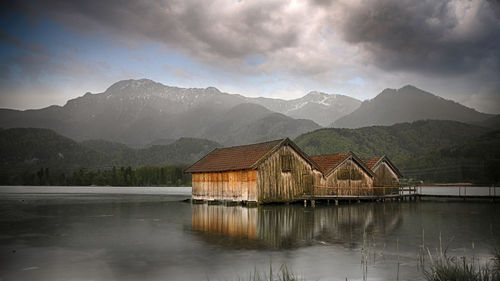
[{"xmin": 1, "ymin": 0, "xmax": 499, "ymax": 113}]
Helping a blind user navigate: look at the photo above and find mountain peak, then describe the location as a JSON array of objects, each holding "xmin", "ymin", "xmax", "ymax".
[
  {"xmin": 105, "ymin": 78, "xmax": 159, "ymax": 93},
  {"xmin": 305, "ymin": 91, "xmax": 328, "ymax": 97},
  {"xmin": 205, "ymin": 86, "xmax": 221, "ymax": 94},
  {"xmin": 399, "ymin": 85, "xmax": 419, "ymax": 91},
  {"xmin": 333, "ymin": 86, "xmax": 491, "ymax": 128}
]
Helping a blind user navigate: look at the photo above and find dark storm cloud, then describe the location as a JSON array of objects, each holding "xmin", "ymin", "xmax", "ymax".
[
  {"xmin": 2, "ymin": 0, "xmax": 303, "ymax": 63},
  {"xmin": 487, "ymin": 0, "xmax": 500, "ymax": 20},
  {"xmin": 1, "ymin": 0, "xmax": 499, "ymax": 113},
  {"xmin": 4, "ymin": 0, "xmax": 497, "ymax": 77},
  {"xmin": 339, "ymin": 0, "xmax": 500, "ymax": 75}
]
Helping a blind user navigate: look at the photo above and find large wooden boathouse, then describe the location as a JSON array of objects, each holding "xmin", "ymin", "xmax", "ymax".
[{"xmin": 185, "ymin": 138, "xmax": 322, "ymax": 203}]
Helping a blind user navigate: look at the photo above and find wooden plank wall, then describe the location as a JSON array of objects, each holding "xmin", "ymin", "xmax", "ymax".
[
  {"xmin": 373, "ymin": 162, "xmax": 399, "ymax": 187},
  {"xmin": 257, "ymin": 146, "xmax": 321, "ymax": 202},
  {"xmin": 192, "ymin": 170, "xmax": 258, "ymax": 201},
  {"xmin": 316, "ymin": 159, "xmax": 373, "ymax": 196}
]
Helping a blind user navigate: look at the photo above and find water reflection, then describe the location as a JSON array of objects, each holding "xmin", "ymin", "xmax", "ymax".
[{"xmin": 191, "ymin": 203, "xmax": 402, "ymax": 249}]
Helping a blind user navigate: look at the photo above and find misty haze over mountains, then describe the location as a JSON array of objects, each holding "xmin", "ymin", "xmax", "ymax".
[{"xmin": 0, "ymin": 79, "xmax": 494, "ymax": 147}]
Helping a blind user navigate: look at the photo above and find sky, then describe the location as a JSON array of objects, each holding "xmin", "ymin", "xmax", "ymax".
[{"xmin": 0, "ymin": 0, "xmax": 499, "ymax": 113}]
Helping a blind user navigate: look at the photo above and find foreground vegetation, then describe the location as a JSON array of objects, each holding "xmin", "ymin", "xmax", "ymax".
[
  {"xmin": 225, "ymin": 265, "xmax": 305, "ymax": 281},
  {"xmin": 424, "ymin": 249, "xmax": 500, "ymax": 281},
  {"xmin": 225, "ymin": 248, "xmax": 500, "ymax": 281}
]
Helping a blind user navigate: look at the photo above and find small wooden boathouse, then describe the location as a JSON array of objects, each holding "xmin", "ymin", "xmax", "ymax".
[
  {"xmin": 185, "ymin": 138, "xmax": 322, "ymax": 203},
  {"xmin": 363, "ymin": 156, "xmax": 403, "ymax": 187},
  {"xmin": 310, "ymin": 152, "xmax": 375, "ymax": 196}
]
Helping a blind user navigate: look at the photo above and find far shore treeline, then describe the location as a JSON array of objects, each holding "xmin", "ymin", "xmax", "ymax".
[{"xmin": 6, "ymin": 165, "xmax": 191, "ymax": 187}]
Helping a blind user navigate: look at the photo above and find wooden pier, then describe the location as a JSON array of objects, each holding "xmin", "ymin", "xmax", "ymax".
[
  {"xmin": 299, "ymin": 186, "xmax": 418, "ymax": 206},
  {"xmin": 299, "ymin": 185, "xmax": 498, "ymax": 206},
  {"xmin": 191, "ymin": 185, "xmax": 498, "ymax": 206}
]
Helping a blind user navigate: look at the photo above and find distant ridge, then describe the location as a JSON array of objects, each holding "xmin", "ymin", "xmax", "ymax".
[
  {"xmin": 332, "ymin": 85, "xmax": 492, "ymax": 128},
  {"xmin": 0, "ymin": 79, "xmax": 324, "ymax": 146},
  {"xmin": 0, "ymin": 128, "xmax": 221, "ymax": 175}
]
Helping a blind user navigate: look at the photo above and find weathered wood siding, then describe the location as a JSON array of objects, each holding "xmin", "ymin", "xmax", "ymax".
[
  {"xmin": 192, "ymin": 170, "xmax": 258, "ymax": 201},
  {"xmin": 316, "ymin": 158, "xmax": 373, "ymax": 195},
  {"xmin": 373, "ymin": 162, "xmax": 399, "ymax": 187},
  {"xmin": 257, "ymin": 146, "xmax": 320, "ymax": 202}
]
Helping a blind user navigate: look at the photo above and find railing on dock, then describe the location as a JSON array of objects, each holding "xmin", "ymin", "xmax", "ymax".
[
  {"xmin": 309, "ymin": 185, "xmax": 416, "ymax": 198},
  {"xmin": 302, "ymin": 184, "xmax": 498, "ymax": 201}
]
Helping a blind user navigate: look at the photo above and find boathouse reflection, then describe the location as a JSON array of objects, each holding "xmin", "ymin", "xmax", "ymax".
[{"xmin": 191, "ymin": 203, "xmax": 402, "ymax": 249}]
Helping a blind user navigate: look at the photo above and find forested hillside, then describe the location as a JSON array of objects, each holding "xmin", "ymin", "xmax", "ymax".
[
  {"xmin": 295, "ymin": 120, "xmax": 498, "ymax": 183},
  {"xmin": 0, "ymin": 128, "xmax": 220, "ymax": 185},
  {"xmin": 401, "ymin": 130, "xmax": 500, "ymax": 183},
  {"xmin": 295, "ymin": 120, "xmax": 488, "ymax": 162}
]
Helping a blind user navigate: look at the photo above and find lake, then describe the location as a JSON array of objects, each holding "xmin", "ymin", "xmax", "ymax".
[{"xmin": 0, "ymin": 186, "xmax": 499, "ymax": 281}]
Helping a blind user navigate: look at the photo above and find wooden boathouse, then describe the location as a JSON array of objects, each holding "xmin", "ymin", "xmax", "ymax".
[
  {"xmin": 186, "ymin": 139, "xmax": 410, "ymax": 204},
  {"xmin": 185, "ymin": 138, "xmax": 322, "ymax": 203},
  {"xmin": 363, "ymin": 156, "xmax": 403, "ymax": 187},
  {"xmin": 310, "ymin": 152, "xmax": 375, "ymax": 196}
]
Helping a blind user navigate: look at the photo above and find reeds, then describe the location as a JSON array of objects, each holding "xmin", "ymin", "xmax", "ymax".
[
  {"xmin": 229, "ymin": 264, "xmax": 306, "ymax": 281},
  {"xmin": 423, "ymin": 243, "xmax": 500, "ymax": 281},
  {"xmin": 424, "ymin": 255, "xmax": 499, "ymax": 281}
]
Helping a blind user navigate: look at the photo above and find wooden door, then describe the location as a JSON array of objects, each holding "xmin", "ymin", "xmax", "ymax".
[{"xmin": 303, "ymin": 174, "xmax": 313, "ymax": 195}]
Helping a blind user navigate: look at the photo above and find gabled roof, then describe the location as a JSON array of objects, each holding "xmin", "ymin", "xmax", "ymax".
[
  {"xmin": 310, "ymin": 153, "xmax": 347, "ymax": 174},
  {"xmin": 362, "ymin": 156, "xmax": 403, "ymax": 178},
  {"xmin": 185, "ymin": 138, "xmax": 321, "ymax": 173},
  {"xmin": 364, "ymin": 157, "xmax": 383, "ymax": 169},
  {"xmin": 310, "ymin": 152, "xmax": 375, "ymax": 177}
]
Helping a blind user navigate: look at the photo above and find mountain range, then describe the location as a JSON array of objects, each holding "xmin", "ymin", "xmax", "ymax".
[
  {"xmin": 332, "ymin": 85, "xmax": 491, "ymax": 128},
  {"xmin": 0, "ymin": 79, "xmax": 495, "ymax": 147}
]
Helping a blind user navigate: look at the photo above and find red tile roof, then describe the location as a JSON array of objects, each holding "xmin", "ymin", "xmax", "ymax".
[
  {"xmin": 363, "ymin": 157, "xmax": 383, "ymax": 169},
  {"xmin": 310, "ymin": 153, "xmax": 347, "ymax": 174},
  {"xmin": 362, "ymin": 156, "xmax": 403, "ymax": 177},
  {"xmin": 185, "ymin": 139, "xmax": 284, "ymax": 173}
]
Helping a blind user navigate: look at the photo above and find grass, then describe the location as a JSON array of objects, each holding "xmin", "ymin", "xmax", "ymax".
[
  {"xmin": 222, "ymin": 240, "xmax": 500, "ymax": 281},
  {"xmin": 424, "ymin": 247, "xmax": 500, "ymax": 281},
  {"xmin": 228, "ymin": 264, "xmax": 306, "ymax": 281}
]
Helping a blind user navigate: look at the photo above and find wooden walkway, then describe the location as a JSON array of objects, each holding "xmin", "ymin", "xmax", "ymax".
[
  {"xmin": 300, "ymin": 194, "xmax": 416, "ymax": 201},
  {"xmin": 298, "ymin": 186, "xmax": 418, "ymax": 205},
  {"xmin": 299, "ymin": 186, "xmax": 499, "ymax": 205}
]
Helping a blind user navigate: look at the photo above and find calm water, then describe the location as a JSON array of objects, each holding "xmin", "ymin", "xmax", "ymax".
[{"xmin": 0, "ymin": 186, "xmax": 499, "ymax": 281}]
